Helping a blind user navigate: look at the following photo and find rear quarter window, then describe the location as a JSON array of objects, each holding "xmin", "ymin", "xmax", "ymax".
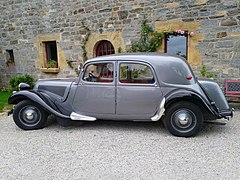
[{"xmin": 158, "ymin": 60, "xmax": 195, "ymax": 85}]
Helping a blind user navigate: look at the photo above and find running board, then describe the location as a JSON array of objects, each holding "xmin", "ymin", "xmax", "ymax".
[{"xmin": 70, "ymin": 112, "xmax": 96, "ymax": 121}]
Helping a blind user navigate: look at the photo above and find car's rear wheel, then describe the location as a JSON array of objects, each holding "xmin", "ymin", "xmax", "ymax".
[
  {"xmin": 13, "ymin": 100, "xmax": 47, "ymax": 130},
  {"xmin": 163, "ymin": 102, "xmax": 203, "ymax": 137}
]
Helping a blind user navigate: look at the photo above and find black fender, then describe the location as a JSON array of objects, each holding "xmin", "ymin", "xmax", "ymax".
[
  {"xmin": 8, "ymin": 90, "xmax": 70, "ymax": 119},
  {"xmin": 164, "ymin": 89, "xmax": 220, "ymax": 118}
]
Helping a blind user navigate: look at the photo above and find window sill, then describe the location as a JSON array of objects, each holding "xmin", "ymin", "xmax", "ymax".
[{"xmin": 41, "ymin": 68, "xmax": 60, "ymax": 73}]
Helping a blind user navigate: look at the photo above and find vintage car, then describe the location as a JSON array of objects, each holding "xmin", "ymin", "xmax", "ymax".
[{"xmin": 8, "ymin": 53, "xmax": 233, "ymax": 137}]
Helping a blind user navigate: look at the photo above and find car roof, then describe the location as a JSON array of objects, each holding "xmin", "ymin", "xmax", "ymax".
[{"xmin": 85, "ymin": 52, "xmax": 186, "ymax": 66}]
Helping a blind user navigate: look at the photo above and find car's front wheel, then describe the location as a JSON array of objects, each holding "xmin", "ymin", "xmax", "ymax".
[
  {"xmin": 163, "ymin": 102, "xmax": 203, "ymax": 137},
  {"xmin": 13, "ymin": 100, "xmax": 47, "ymax": 130}
]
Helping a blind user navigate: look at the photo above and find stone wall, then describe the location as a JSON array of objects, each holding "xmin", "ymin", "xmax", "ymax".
[{"xmin": 0, "ymin": 0, "xmax": 239, "ymax": 88}]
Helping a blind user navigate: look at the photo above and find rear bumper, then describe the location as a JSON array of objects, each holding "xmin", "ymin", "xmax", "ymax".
[
  {"xmin": 218, "ymin": 108, "xmax": 234, "ymax": 120},
  {"xmin": 204, "ymin": 108, "xmax": 233, "ymax": 125},
  {"xmin": 215, "ymin": 108, "xmax": 234, "ymax": 120}
]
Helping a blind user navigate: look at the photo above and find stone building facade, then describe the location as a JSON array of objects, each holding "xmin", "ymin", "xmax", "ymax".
[{"xmin": 0, "ymin": 0, "xmax": 239, "ymax": 88}]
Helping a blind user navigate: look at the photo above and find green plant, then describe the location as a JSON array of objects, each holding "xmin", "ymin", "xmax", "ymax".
[
  {"xmin": 0, "ymin": 91, "xmax": 12, "ymax": 113},
  {"xmin": 128, "ymin": 20, "xmax": 164, "ymax": 52},
  {"xmin": 206, "ymin": 73, "xmax": 217, "ymax": 78},
  {"xmin": 200, "ymin": 65, "xmax": 207, "ymax": 77},
  {"xmin": 81, "ymin": 22, "xmax": 91, "ymax": 62},
  {"xmin": 47, "ymin": 60, "xmax": 58, "ymax": 68},
  {"xmin": 9, "ymin": 74, "xmax": 35, "ymax": 91},
  {"xmin": 6, "ymin": 59, "xmax": 14, "ymax": 66},
  {"xmin": 117, "ymin": 47, "xmax": 123, "ymax": 53},
  {"xmin": 200, "ymin": 65, "xmax": 217, "ymax": 78},
  {"xmin": 128, "ymin": 21, "xmax": 194, "ymax": 54},
  {"xmin": 67, "ymin": 60, "xmax": 74, "ymax": 69}
]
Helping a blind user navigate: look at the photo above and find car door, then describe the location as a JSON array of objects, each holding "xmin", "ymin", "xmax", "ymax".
[
  {"xmin": 116, "ymin": 61, "xmax": 162, "ymax": 118},
  {"xmin": 72, "ymin": 61, "xmax": 116, "ymax": 115}
]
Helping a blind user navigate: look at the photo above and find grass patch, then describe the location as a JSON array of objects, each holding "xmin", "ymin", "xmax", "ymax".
[{"xmin": 0, "ymin": 91, "xmax": 12, "ymax": 113}]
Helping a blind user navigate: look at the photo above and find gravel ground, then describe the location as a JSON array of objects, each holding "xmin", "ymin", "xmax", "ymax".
[{"xmin": 0, "ymin": 109, "xmax": 240, "ymax": 179}]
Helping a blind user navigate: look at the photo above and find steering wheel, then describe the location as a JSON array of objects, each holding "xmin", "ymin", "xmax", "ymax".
[{"xmin": 86, "ymin": 72, "xmax": 97, "ymax": 82}]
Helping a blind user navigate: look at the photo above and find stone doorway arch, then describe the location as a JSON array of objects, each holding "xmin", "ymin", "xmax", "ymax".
[{"xmin": 85, "ymin": 32, "xmax": 125, "ymax": 60}]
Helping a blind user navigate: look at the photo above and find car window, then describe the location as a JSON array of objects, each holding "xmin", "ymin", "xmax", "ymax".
[
  {"xmin": 83, "ymin": 63, "xmax": 114, "ymax": 83},
  {"xmin": 119, "ymin": 63, "xmax": 155, "ymax": 84}
]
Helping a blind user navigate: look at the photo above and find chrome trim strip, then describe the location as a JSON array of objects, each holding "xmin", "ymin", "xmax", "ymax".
[
  {"xmin": 70, "ymin": 112, "xmax": 96, "ymax": 121},
  {"xmin": 151, "ymin": 97, "xmax": 165, "ymax": 121}
]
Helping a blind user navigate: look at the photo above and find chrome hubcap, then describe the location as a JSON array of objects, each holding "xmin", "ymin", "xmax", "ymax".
[
  {"xmin": 19, "ymin": 106, "xmax": 41, "ymax": 126},
  {"xmin": 178, "ymin": 114, "xmax": 189, "ymax": 125},
  {"xmin": 171, "ymin": 109, "xmax": 196, "ymax": 133},
  {"xmin": 25, "ymin": 110, "xmax": 35, "ymax": 120}
]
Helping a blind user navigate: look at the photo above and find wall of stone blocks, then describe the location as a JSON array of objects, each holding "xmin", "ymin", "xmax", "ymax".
[{"xmin": 0, "ymin": 0, "xmax": 239, "ymax": 88}]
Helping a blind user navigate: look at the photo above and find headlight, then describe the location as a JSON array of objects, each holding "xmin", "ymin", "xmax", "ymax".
[{"xmin": 18, "ymin": 83, "xmax": 30, "ymax": 90}]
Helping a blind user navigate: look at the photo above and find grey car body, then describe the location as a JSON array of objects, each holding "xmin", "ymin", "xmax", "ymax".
[{"xmin": 8, "ymin": 53, "xmax": 233, "ymax": 137}]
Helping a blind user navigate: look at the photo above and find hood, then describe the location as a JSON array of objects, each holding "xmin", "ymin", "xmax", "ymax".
[{"xmin": 34, "ymin": 78, "xmax": 76, "ymax": 97}]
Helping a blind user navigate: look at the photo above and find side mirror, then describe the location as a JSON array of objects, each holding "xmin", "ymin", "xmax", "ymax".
[
  {"xmin": 75, "ymin": 63, "xmax": 82, "ymax": 76},
  {"xmin": 77, "ymin": 64, "xmax": 82, "ymax": 73},
  {"xmin": 76, "ymin": 63, "xmax": 83, "ymax": 77}
]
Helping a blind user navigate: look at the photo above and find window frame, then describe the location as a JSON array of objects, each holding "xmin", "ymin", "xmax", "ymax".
[
  {"xmin": 43, "ymin": 41, "xmax": 58, "ymax": 68},
  {"xmin": 81, "ymin": 61, "xmax": 115, "ymax": 85},
  {"xmin": 118, "ymin": 61, "xmax": 157, "ymax": 86},
  {"xmin": 164, "ymin": 33, "xmax": 188, "ymax": 60},
  {"xmin": 6, "ymin": 49, "xmax": 15, "ymax": 63}
]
